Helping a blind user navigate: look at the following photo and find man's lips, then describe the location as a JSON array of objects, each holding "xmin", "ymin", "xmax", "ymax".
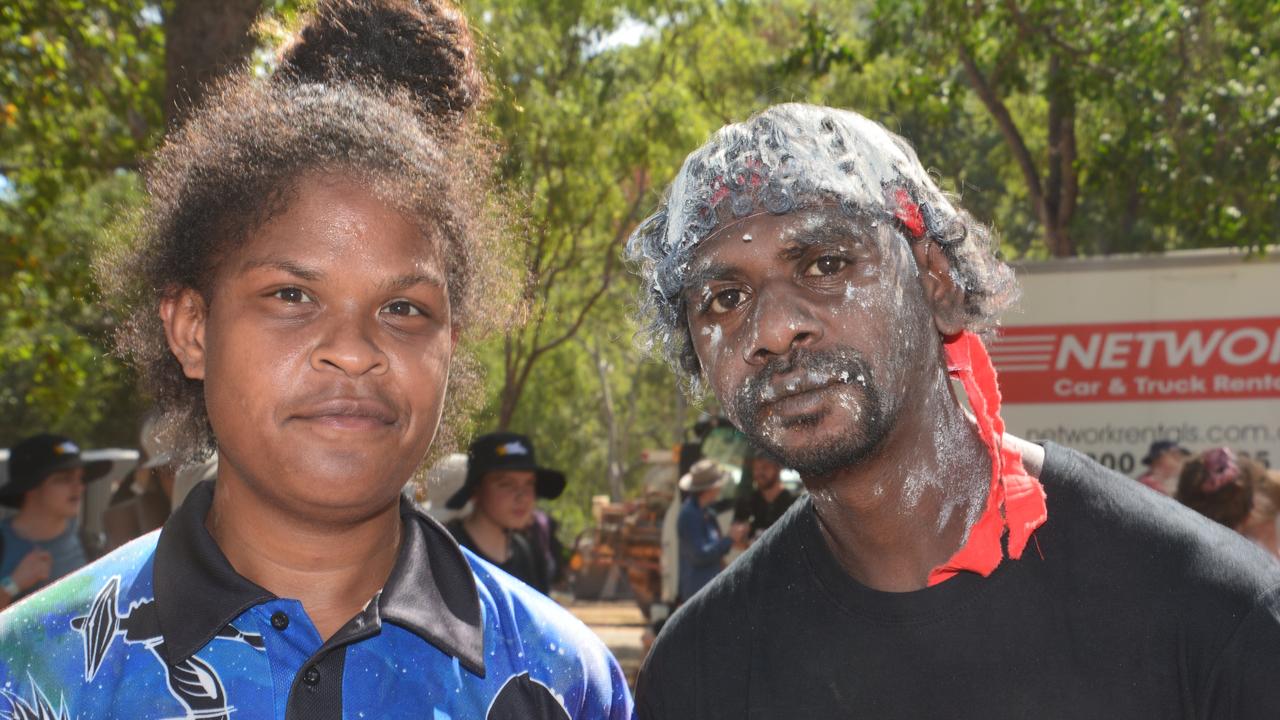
[
  {"xmin": 760, "ymin": 370, "xmax": 855, "ymax": 404},
  {"xmin": 291, "ymin": 397, "xmax": 398, "ymax": 430}
]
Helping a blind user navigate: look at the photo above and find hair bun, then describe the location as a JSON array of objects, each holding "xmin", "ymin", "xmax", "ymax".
[{"xmin": 278, "ymin": 0, "xmax": 485, "ymax": 121}]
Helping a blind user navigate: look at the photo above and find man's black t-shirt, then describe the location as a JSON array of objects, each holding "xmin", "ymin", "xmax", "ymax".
[{"xmin": 636, "ymin": 443, "xmax": 1280, "ymax": 719}]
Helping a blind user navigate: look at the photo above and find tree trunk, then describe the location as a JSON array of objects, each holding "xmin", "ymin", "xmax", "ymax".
[
  {"xmin": 958, "ymin": 44, "xmax": 1079, "ymax": 257},
  {"xmin": 164, "ymin": 0, "xmax": 265, "ymax": 125},
  {"xmin": 1043, "ymin": 53, "xmax": 1078, "ymax": 257}
]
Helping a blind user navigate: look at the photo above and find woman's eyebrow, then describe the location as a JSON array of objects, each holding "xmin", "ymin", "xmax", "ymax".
[
  {"xmin": 381, "ymin": 271, "xmax": 445, "ymax": 292},
  {"xmin": 239, "ymin": 257, "xmax": 323, "ymax": 281}
]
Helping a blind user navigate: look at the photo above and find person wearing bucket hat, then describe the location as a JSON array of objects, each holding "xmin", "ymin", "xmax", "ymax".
[
  {"xmin": 675, "ymin": 459, "xmax": 746, "ymax": 604},
  {"xmin": 445, "ymin": 432, "xmax": 565, "ymax": 593},
  {"xmin": 0, "ymin": 434, "xmax": 112, "ymax": 607}
]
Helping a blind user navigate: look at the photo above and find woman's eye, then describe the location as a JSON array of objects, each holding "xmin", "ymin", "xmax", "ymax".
[
  {"xmin": 805, "ymin": 256, "xmax": 848, "ymax": 277},
  {"xmin": 383, "ymin": 300, "xmax": 423, "ymax": 317},
  {"xmin": 709, "ymin": 288, "xmax": 744, "ymax": 314},
  {"xmin": 273, "ymin": 287, "xmax": 312, "ymax": 303}
]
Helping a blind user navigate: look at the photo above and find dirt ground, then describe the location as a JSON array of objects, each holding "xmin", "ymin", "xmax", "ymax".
[{"xmin": 564, "ymin": 599, "xmax": 647, "ymax": 687}]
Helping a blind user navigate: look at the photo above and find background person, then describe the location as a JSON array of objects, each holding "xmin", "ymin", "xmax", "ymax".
[
  {"xmin": 732, "ymin": 448, "xmax": 796, "ymax": 543},
  {"xmin": 445, "ymin": 432, "xmax": 566, "ymax": 594},
  {"xmin": 676, "ymin": 459, "xmax": 746, "ymax": 603},
  {"xmin": 102, "ymin": 414, "xmax": 175, "ymax": 552},
  {"xmin": 1238, "ymin": 468, "xmax": 1280, "ymax": 560},
  {"xmin": 1175, "ymin": 447, "xmax": 1268, "ymax": 531},
  {"xmin": 0, "ymin": 434, "xmax": 111, "ymax": 607},
  {"xmin": 1136, "ymin": 439, "xmax": 1192, "ymax": 495}
]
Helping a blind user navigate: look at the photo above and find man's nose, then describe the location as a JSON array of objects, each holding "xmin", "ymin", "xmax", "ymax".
[{"xmin": 743, "ymin": 284, "xmax": 822, "ymax": 365}]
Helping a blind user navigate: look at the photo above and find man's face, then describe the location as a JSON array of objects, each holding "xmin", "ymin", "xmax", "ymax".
[
  {"xmin": 684, "ymin": 206, "xmax": 939, "ymax": 478},
  {"xmin": 25, "ymin": 467, "xmax": 85, "ymax": 520},
  {"xmin": 750, "ymin": 456, "xmax": 782, "ymax": 491},
  {"xmin": 474, "ymin": 470, "xmax": 536, "ymax": 530},
  {"xmin": 183, "ymin": 175, "xmax": 456, "ymax": 521}
]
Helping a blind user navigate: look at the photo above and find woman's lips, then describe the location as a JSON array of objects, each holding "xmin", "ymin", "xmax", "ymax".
[{"xmin": 291, "ymin": 397, "xmax": 398, "ymax": 432}]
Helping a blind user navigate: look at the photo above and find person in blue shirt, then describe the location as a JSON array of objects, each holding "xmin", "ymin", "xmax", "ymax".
[
  {"xmin": 676, "ymin": 460, "xmax": 746, "ymax": 602},
  {"xmin": 0, "ymin": 1, "xmax": 632, "ymax": 718}
]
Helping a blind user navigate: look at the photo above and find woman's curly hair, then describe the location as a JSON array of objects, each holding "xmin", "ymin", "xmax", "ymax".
[
  {"xmin": 625, "ymin": 103, "xmax": 1018, "ymax": 390},
  {"xmin": 98, "ymin": 0, "xmax": 513, "ymax": 464}
]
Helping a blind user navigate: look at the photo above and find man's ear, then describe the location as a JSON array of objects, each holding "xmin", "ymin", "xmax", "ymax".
[
  {"xmin": 910, "ymin": 240, "xmax": 967, "ymax": 336},
  {"xmin": 159, "ymin": 288, "xmax": 209, "ymax": 380}
]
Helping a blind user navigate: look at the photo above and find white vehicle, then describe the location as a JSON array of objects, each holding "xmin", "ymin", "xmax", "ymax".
[{"xmin": 992, "ymin": 248, "xmax": 1280, "ymax": 473}]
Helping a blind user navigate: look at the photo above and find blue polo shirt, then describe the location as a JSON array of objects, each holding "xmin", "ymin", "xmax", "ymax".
[{"xmin": 0, "ymin": 482, "xmax": 632, "ymax": 719}]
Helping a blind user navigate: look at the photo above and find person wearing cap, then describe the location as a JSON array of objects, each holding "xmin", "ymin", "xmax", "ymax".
[
  {"xmin": 0, "ymin": 434, "xmax": 111, "ymax": 608},
  {"xmin": 1136, "ymin": 439, "xmax": 1193, "ymax": 495},
  {"xmin": 625, "ymin": 103, "xmax": 1280, "ymax": 717},
  {"xmin": 445, "ymin": 432, "xmax": 565, "ymax": 594},
  {"xmin": 675, "ymin": 459, "xmax": 747, "ymax": 603}
]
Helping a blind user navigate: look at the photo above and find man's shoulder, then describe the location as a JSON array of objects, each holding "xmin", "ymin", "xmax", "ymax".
[{"xmin": 1040, "ymin": 442, "xmax": 1280, "ymax": 600}]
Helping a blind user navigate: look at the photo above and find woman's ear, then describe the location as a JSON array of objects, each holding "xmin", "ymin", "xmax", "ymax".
[
  {"xmin": 159, "ymin": 288, "xmax": 209, "ymax": 380},
  {"xmin": 910, "ymin": 240, "xmax": 967, "ymax": 336}
]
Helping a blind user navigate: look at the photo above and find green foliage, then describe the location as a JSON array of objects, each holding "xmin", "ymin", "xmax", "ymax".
[
  {"xmin": 869, "ymin": 0, "xmax": 1279, "ymax": 256},
  {"xmin": 0, "ymin": 174, "xmax": 147, "ymax": 445},
  {"xmin": 0, "ymin": 1, "xmax": 164, "ymax": 445}
]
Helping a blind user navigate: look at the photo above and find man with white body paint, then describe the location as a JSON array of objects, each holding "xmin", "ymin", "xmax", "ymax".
[{"xmin": 626, "ymin": 103, "xmax": 1280, "ymax": 718}]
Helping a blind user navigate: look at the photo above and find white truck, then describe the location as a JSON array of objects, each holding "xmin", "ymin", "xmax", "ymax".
[{"xmin": 993, "ymin": 248, "xmax": 1280, "ymax": 473}]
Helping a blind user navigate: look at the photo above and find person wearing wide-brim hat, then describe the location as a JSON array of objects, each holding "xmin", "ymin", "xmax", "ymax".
[
  {"xmin": 444, "ymin": 432, "xmax": 566, "ymax": 593},
  {"xmin": 675, "ymin": 459, "xmax": 747, "ymax": 604},
  {"xmin": 1, "ymin": 434, "xmax": 113, "ymax": 607}
]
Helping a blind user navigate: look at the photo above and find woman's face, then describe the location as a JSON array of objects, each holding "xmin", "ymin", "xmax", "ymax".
[
  {"xmin": 474, "ymin": 470, "xmax": 537, "ymax": 530},
  {"xmin": 165, "ymin": 173, "xmax": 457, "ymax": 523}
]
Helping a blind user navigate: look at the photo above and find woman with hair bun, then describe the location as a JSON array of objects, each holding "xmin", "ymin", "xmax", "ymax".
[{"xmin": 0, "ymin": 2, "xmax": 632, "ymax": 718}]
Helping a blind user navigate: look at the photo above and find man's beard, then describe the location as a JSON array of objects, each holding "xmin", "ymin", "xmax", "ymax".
[{"xmin": 729, "ymin": 346, "xmax": 893, "ymax": 479}]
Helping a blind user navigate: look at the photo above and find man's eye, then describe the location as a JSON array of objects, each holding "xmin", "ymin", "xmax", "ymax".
[
  {"xmin": 273, "ymin": 287, "xmax": 312, "ymax": 303},
  {"xmin": 709, "ymin": 289, "xmax": 744, "ymax": 313},
  {"xmin": 804, "ymin": 256, "xmax": 848, "ymax": 277},
  {"xmin": 383, "ymin": 300, "xmax": 423, "ymax": 317}
]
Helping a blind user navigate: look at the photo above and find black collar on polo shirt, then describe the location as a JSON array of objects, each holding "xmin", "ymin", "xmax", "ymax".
[{"xmin": 152, "ymin": 480, "xmax": 486, "ymax": 675}]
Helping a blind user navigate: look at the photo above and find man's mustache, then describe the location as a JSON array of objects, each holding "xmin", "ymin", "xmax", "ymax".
[{"xmin": 734, "ymin": 347, "xmax": 872, "ymax": 418}]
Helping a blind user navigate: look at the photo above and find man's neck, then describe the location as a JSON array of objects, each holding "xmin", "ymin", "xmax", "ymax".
[
  {"xmin": 462, "ymin": 511, "xmax": 510, "ymax": 562},
  {"xmin": 807, "ymin": 370, "xmax": 992, "ymax": 593},
  {"xmin": 11, "ymin": 509, "xmax": 70, "ymax": 542},
  {"xmin": 206, "ymin": 476, "xmax": 402, "ymax": 641}
]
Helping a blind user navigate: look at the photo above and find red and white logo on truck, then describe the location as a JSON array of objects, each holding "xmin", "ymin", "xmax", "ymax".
[{"xmin": 992, "ymin": 317, "xmax": 1280, "ymax": 403}]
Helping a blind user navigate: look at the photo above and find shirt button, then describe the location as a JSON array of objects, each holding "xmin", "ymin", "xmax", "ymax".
[
  {"xmin": 270, "ymin": 612, "xmax": 289, "ymax": 630},
  {"xmin": 302, "ymin": 666, "xmax": 320, "ymax": 686}
]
